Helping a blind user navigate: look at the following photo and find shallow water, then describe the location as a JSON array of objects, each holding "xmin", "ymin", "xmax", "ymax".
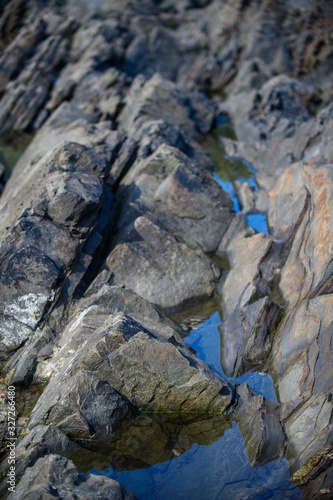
[
  {"xmin": 204, "ymin": 116, "xmax": 270, "ymax": 235},
  {"xmin": 86, "ymin": 300, "xmax": 300, "ymax": 499},
  {"xmin": 185, "ymin": 311, "xmax": 277, "ymax": 402},
  {"xmin": 84, "ymin": 117, "xmax": 299, "ymax": 499},
  {"xmin": 92, "ymin": 423, "xmax": 301, "ymax": 500}
]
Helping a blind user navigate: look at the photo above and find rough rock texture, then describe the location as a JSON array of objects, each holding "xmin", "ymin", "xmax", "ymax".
[
  {"xmin": 0, "ymin": 0, "xmax": 333, "ymax": 497},
  {"xmin": 9, "ymin": 454, "xmax": 137, "ymax": 500},
  {"xmin": 236, "ymin": 383, "xmax": 286, "ymax": 466},
  {"xmin": 119, "ymin": 73, "xmax": 215, "ymax": 138},
  {"xmin": 115, "ymin": 144, "xmax": 233, "ymax": 253},
  {"xmin": 27, "ymin": 369, "xmax": 136, "ymax": 439},
  {"xmin": 27, "ymin": 314, "xmax": 233, "ymax": 430},
  {"xmin": 0, "ymin": 142, "xmax": 109, "ymax": 362},
  {"xmin": 221, "ymin": 297, "xmax": 280, "ymax": 377},
  {"xmin": 102, "ymin": 216, "xmax": 221, "ymax": 311},
  {"xmin": 284, "ymin": 393, "xmax": 333, "ymax": 475},
  {"xmin": 221, "ymin": 229, "xmax": 272, "ymax": 316},
  {"xmin": 0, "ymin": 424, "xmax": 80, "ymax": 487}
]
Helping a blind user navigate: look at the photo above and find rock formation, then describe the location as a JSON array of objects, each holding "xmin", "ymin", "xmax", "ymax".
[{"xmin": 0, "ymin": 0, "xmax": 332, "ymax": 498}]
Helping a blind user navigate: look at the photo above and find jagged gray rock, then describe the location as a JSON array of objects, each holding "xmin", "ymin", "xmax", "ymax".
[
  {"xmin": 221, "ymin": 297, "xmax": 280, "ymax": 377},
  {"xmin": 0, "ymin": 142, "xmax": 108, "ymax": 361},
  {"xmin": 9, "ymin": 454, "xmax": 137, "ymax": 500},
  {"xmin": 115, "ymin": 144, "xmax": 233, "ymax": 253},
  {"xmin": 0, "ymin": 424, "xmax": 80, "ymax": 488},
  {"xmin": 235, "ymin": 383, "xmax": 286, "ymax": 466},
  {"xmin": 102, "ymin": 216, "xmax": 221, "ymax": 311},
  {"xmin": 28, "ymin": 314, "xmax": 233, "ymax": 431}
]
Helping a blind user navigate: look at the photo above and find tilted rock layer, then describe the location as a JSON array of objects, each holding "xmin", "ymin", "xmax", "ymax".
[{"xmin": 0, "ymin": 0, "xmax": 332, "ymax": 498}]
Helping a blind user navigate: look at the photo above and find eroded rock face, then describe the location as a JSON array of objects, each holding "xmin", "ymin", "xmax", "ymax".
[
  {"xmin": 0, "ymin": 142, "xmax": 108, "ymax": 361},
  {"xmin": 118, "ymin": 73, "xmax": 215, "ymax": 138},
  {"xmin": 285, "ymin": 394, "xmax": 333, "ymax": 475},
  {"xmin": 9, "ymin": 454, "xmax": 137, "ymax": 500},
  {"xmin": 222, "ymin": 230, "xmax": 272, "ymax": 316},
  {"xmin": 221, "ymin": 297, "xmax": 280, "ymax": 377},
  {"xmin": 236, "ymin": 384, "xmax": 286, "ymax": 467},
  {"xmin": 0, "ymin": 0, "xmax": 332, "ymax": 498},
  {"xmin": 0, "ymin": 424, "xmax": 80, "ymax": 485},
  {"xmin": 28, "ymin": 314, "xmax": 233, "ymax": 431},
  {"xmin": 115, "ymin": 144, "xmax": 233, "ymax": 254},
  {"xmin": 102, "ymin": 216, "xmax": 221, "ymax": 311}
]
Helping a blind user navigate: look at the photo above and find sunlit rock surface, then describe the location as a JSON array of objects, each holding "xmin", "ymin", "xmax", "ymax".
[{"xmin": 0, "ymin": 0, "xmax": 333, "ymax": 498}]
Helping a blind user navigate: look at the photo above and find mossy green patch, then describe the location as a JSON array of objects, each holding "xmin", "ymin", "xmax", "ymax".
[{"xmin": 0, "ymin": 133, "xmax": 34, "ymax": 178}]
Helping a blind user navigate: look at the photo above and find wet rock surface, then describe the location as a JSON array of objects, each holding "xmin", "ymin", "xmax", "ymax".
[
  {"xmin": 10, "ymin": 454, "xmax": 137, "ymax": 500},
  {"xmin": 221, "ymin": 297, "xmax": 280, "ymax": 378},
  {"xmin": 0, "ymin": 0, "xmax": 332, "ymax": 498}
]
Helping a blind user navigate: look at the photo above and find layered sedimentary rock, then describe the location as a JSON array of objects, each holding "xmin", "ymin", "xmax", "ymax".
[{"xmin": 0, "ymin": 0, "xmax": 332, "ymax": 498}]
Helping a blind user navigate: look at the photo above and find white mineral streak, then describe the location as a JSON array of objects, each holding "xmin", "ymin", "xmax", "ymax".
[
  {"xmin": 4, "ymin": 292, "xmax": 53, "ymax": 328},
  {"xmin": 0, "ymin": 317, "xmax": 32, "ymax": 347}
]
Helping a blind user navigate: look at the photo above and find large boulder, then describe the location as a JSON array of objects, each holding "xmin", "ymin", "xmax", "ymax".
[
  {"xmin": 28, "ymin": 314, "xmax": 234, "ymax": 430},
  {"xmin": 9, "ymin": 454, "xmax": 137, "ymax": 500},
  {"xmin": 102, "ymin": 216, "xmax": 221, "ymax": 311},
  {"xmin": 27, "ymin": 370, "xmax": 135, "ymax": 440},
  {"xmin": 116, "ymin": 144, "xmax": 233, "ymax": 253}
]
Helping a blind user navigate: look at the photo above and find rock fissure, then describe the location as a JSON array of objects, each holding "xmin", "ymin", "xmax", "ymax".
[{"xmin": 0, "ymin": 0, "xmax": 332, "ymax": 498}]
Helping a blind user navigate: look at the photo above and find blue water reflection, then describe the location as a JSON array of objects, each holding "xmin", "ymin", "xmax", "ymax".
[
  {"xmin": 185, "ymin": 311, "xmax": 277, "ymax": 402},
  {"xmin": 246, "ymin": 213, "xmax": 269, "ymax": 235},
  {"xmin": 92, "ymin": 423, "xmax": 301, "ymax": 500},
  {"xmin": 213, "ymin": 174, "xmax": 240, "ymax": 212}
]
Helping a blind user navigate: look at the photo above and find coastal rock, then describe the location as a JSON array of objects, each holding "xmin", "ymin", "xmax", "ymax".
[
  {"xmin": 273, "ymin": 295, "xmax": 333, "ymax": 404},
  {"xmin": 116, "ymin": 144, "xmax": 233, "ymax": 253},
  {"xmin": 153, "ymin": 149, "xmax": 233, "ymax": 253},
  {"xmin": 221, "ymin": 297, "xmax": 280, "ymax": 377},
  {"xmin": 0, "ymin": 18, "xmax": 46, "ymax": 93},
  {"xmin": 222, "ymin": 231, "xmax": 272, "ymax": 317},
  {"xmin": 36, "ymin": 285, "xmax": 187, "ymax": 383},
  {"xmin": 0, "ymin": 142, "xmax": 108, "ymax": 361},
  {"xmin": 0, "ymin": 424, "xmax": 80, "ymax": 485},
  {"xmin": 294, "ymin": 454, "xmax": 333, "ymax": 500},
  {"xmin": 118, "ymin": 73, "xmax": 215, "ymax": 138},
  {"xmin": 224, "ymin": 75, "xmax": 317, "ymax": 188},
  {"xmin": 73, "ymin": 284, "xmax": 186, "ymax": 345},
  {"xmin": 270, "ymin": 163, "xmax": 333, "ymax": 403},
  {"xmin": 104, "ymin": 216, "xmax": 220, "ymax": 311},
  {"xmin": 285, "ymin": 393, "xmax": 333, "ymax": 475},
  {"xmin": 236, "ymin": 383, "xmax": 286, "ymax": 466},
  {"xmin": 0, "ymin": 29, "xmax": 69, "ymax": 135},
  {"xmin": 125, "ymin": 26, "xmax": 182, "ymax": 81},
  {"xmin": 28, "ymin": 370, "xmax": 135, "ymax": 439},
  {"xmin": 28, "ymin": 314, "xmax": 233, "ymax": 429},
  {"xmin": 134, "ymin": 119, "xmax": 212, "ymax": 169},
  {"xmin": 2, "ymin": 101, "xmax": 120, "ymax": 195},
  {"xmin": 0, "ymin": 1, "xmax": 332, "ymax": 498},
  {"xmin": 9, "ymin": 454, "xmax": 137, "ymax": 500}
]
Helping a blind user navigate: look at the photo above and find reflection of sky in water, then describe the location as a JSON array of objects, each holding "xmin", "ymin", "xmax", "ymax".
[
  {"xmin": 92, "ymin": 423, "xmax": 301, "ymax": 500},
  {"xmin": 213, "ymin": 174, "xmax": 240, "ymax": 212},
  {"xmin": 91, "ymin": 118, "xmax": 292, "ymax": 498},
  {"xmin": 185, "ymin": 311, "xmax": 277, "ymax": 402},
  {"xmin": 91, "ymin": 312, "xmax": 300, "ymax": 499},
  {"xmin": 214, "ymin": 170, "xmax": 269, "ymax": 236},
  {"xmin": 246, "ymin": 213, "xmax": 269, "ymax": 235},
  {"xmin": 207, "ymin": 120, "xmax": 270, "ymax": 236}
]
